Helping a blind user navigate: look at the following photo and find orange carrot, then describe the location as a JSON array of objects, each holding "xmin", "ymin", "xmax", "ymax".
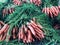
[
  {"xmin": 55, "ymin": 6, "xmax": 59, "ymax": 16},
  {"xmin": 9, "ymin": 9, "xmax": 12, "ymax": 14},
  {"xmin": 51, "ymin": 7, "xmax": 56, "ymax": 16},
  {"xmin": 27, "ymin": 30, "xmax": 33, "ymax": 43},
  {"xmin": 27, "ymin": 22, "xmax": 36, "ymax": 36},
  {"xmin": 18, "ymin": 29, "xmax": 21, "ymax": 40},
  {"xmin": 0, "ymin": 24, "xmax": 9, "ymax": 35},
  {"xmin": 53, "ymin": 6, "xmax": 58, "ymax": 16},
  {"xmin": 30, "ymin": 20, "xmax": 38, "ymax": 27},
  {"xmin": 49, "ymin": 8, "xmax": 53, "ymax": 18},
  {"xmin": 23, "ymin": 35, "xmax": 27, "ymax": 43},
  {"xmin": 23, "ymin": 25, "xmax": 28, "ymax": 33},
  {"xmin": 0, "ymin": 21, "xmax": 5, "ymax": 25},
  {"xmin": 1, "ymin": 33, "xmax": 6, "ymax": 41},
  {"xmin": 20, "ymin": 25, "xmax": 25, "ymax": 39},
  {"xmin": 46, "ymin": 7, "xmax": 50, "ymax": 15}
]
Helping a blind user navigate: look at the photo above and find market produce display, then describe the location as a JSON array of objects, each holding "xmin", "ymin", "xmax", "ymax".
[{"xmin": 0, "ymin": 0, "xmax": 60, "ymax": 45}]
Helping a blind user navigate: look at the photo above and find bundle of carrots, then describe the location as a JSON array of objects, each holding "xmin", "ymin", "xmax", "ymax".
[
  {"xmin": 42, "ymin": 6, "xmax": 59, "ymax": 18},
  {"xmin": 0, "ymin": 18, "xmax": 44, "ymax": 43},
  {"xmin": 9, "ymin": 26, "xmax": 18, "ymax": 40},
  {"xmin": 13, "ymin": 0, "xmax": 41, "ymax": 6},
  {"xmin": 18, "ymin": 20, "xmax": 44, "ymax": 43},
  {"xmin": 2, "ymin": 8, "xmax": 14, "ymax": 17},
  {"xmin": 30, "ymin": 0, "xmax": 42, "ymax": 6},
  {"xmin": 0, "ymin": 21, "xmax": 9, "ymax": 41},
  {"xmin": 13, "ymin": 0, "xmax": 22, "ymax": 5}
]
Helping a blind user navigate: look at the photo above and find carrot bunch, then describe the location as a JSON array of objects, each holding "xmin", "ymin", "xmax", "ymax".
[
  {"xmin": 42, "ymin": 6, "xmax": 59, "ymax": 18},
  {"xmin": 18, "ymin": 20, "xmax": 44, "ymax": 43},
  {"xmin": 9, "ymin": 26, "xmax": 18, "ymax": 40},
  {"xmin": 30, "ymin": 0, "xmax": 42, "ymax": 6},
  {"xmin": 2, "ymin": 8, "xmax": 14, "ymax": 17},
  {"xmin": 13, "ymin": 0, "xmax": 22, "ymax": 5},
  {"xmin": 0, "ymin": 21, "xmax": 9, "ymax": 41}
]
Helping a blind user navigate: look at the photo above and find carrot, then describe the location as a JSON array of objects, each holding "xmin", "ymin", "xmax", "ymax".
[
  {"xmin": 35, "ymin": 34, "xmax": 40, "ymax": 40},
  {"xmin": 49, "ymin": 8, "xmax": 53, "ymax": 18},
  {"xmin": 30, "ymin": 0, "xmax": 33, "ymax": 3},
  {"xmin": 42, "ymin": 8, "xmax": 45, "ymax": 13},
  {"xmin": 23, "ymin": 35, "xmax": 27, "ymax": 43},
  {"xmin": 51, "ymin": 7, "xmax": 56, "ymax": 16},
  {"xmin": 35, "ymin": 32, "xmax": 42, "ymax": 39},
  {"xmin": 11, "ymin": 8, "xmax": 14, "ymax": 13},
  {"xmin": 53, "ymin": 6, "xmax": 58, "ymax": 16},
  {"xmin": 3, "ymin": 9, "xmax": 6, "ymax": 17},
  {"xmin": 9, "ymin": 9, "xmax": 12, "ymax": 14},
  {"xmin": 30, "ymin": 22, "xmax": 44, "ymax": 33},
  {"xmin": 18, "ymin": 28, "xmax": 21, "ymax": 40},
  {"xmin": 1, "ymin": 24, "xmax": 9, "ymax": 40},
  {"xmin": 55, "ymin": 6, "xmax": 59, "ymax": 16},
  {"xmin": 46, "ymin": 7, "xmax": 50, "ymax": 15},
  {"xmin": 30, "ymin": 20, "xmax": 38, "ymax": 27},
  {"xmin": 27, "ymin": 22, "xmax": 44, "ymax": 40},
  {"xmin": 44, "ymin": 7, "xmax": 47, "ymax": 14},
  {"xmin": 6, "ymin": 9, "xmax": 8, "ymax": 15},
  {"xmin": 18, "ymin": 26, "xmax": 23, "ymax": 40},
  {"xmin": 13, "ymin": 34, "xmax": 16, "ymax": 39},
  {"xmin": 1, "ymin": 33, "xmax": 6, "ymax": 41},
  {"xmin": 20, "ymin": 25, "xmax": 25, "ymax": 39},
  {"xmin": 12, "ymin": 28, "xmax": 16, "ymax": 39},
  {"xmin": 34, "ymin": 27, "xmax": 44, "ymax": 39},
  {"xmin": 27, "ymin": 30, "xmax": 33, "ymax": 43},
  {"xmin": 0, "ymin": 24, "xmax": 9, "ymax": 35},
  {"xmin": 18, "ymin": 32, "xmax": 21, "ymax": 40},
  {"xmin": 4, "ymin": 24, "xmax": 9, "ymax": 33},
  {"xmin": 34, "ymin": 27, "xmax": 44, "ymax": 38},
  {"xmin": 23, "ymin": 25, "xmax": 28, "ymax": 33},
  {"xmin": 27, "ymin": 22, "xmax": 36, "ymax": 36},
  {"xmin": 36, "ymin": 30, "xmax": 44, "ymax": 39},
  {"xmin": 12, "ymin": 28, "xmax": 16, "ymax": 34},
  {"xmin": 0, "ymin": 21, "xmax": 5, "ymax": 25},
  {"xmin": 0, "ymin": 24, "xmax": 2, "ymax": 30},
  {"xmin": 0, "ymin": 34, "xmax": 3, "ymax": 41}
]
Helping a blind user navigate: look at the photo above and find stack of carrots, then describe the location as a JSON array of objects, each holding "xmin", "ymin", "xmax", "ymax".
[
  {"xmin": 2, "ymin": 8, "xmax": 14, "ymax": 17},
  {"xmin": 18, "ymin": 19, "xmax": 44, "ymax": 43},
  {"xmin": 10, "ymin": 26, "xmax": 18, "ymax": 40},
  {"xmin": 13, "ymin": 0, "xmax": 22, "ymax": 5},
  {"xmin": 42, "ymin": 6, "xmax": 59, "ymax": 18},
  {"xmin": 0, "ymin": 21, "xmax": 9, "ymax": 41},
  {"xmin": 13, "ymin": 0, "xmax": 42, "ymax": 6},
  {"xmin": 30, "ymin": 0, "xmax": 42, "ymax": 6},
  {"xmin": 0, "ymin": 18, "xmax": 44, "ymax": 43}
]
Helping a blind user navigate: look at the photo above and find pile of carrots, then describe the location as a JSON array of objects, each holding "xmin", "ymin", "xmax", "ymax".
[
  {"xmin": 13, "ymin": 0, "xmax": 22, "ymax": 5},
  {"xmin": 13, "ymin": 0, "xmax": 42, "ymax": 6},
  {"xmin": 0, "ymin": 21, "xmax": 9, "ymax": 41},
  {"xmin": 18, "ymin": 20, "xmax": 44, "ymax": 43},
  {"xmin": 30, "ymin": 0, "xmax": 42, "ymax": 6},
  {"xmin": 0, "ymin": 18, "xmax": 44, "ymax": 43},
  {"xmin": 9, "ymin": 26, "xmax": 18, "ymax": 40},
  {"xmin": 42, "ymin": 6, "xmax": 60, "ymax": 18},
  {"xmin": 2, "ymin": 8, "xmax": 14, "ymax": 17}
]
